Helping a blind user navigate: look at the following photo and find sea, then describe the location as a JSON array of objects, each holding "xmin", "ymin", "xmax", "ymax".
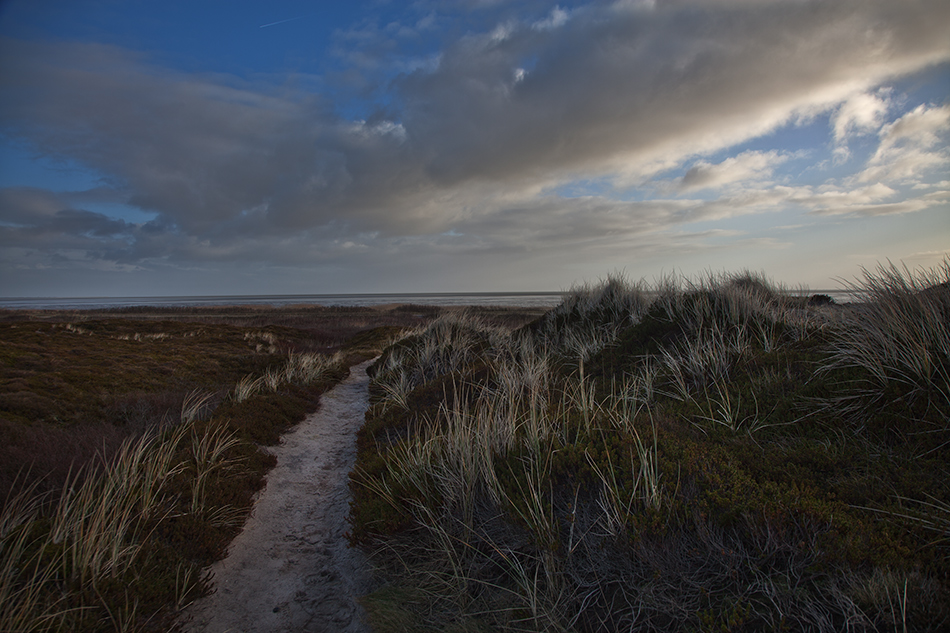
[
  {"xmin": 0, "ymin": 292, "xmax": 567, "ymax": 311},
  {"xmin": 0, "ymin": 289, "xmax": 859, "ymax": 311}
]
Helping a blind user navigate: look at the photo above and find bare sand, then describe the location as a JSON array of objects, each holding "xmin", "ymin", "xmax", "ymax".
[{"xmin": 179, "ymin": 359, "xmax": 377, "ymax": 633}]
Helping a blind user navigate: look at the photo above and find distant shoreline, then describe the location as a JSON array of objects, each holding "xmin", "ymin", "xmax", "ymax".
[
  {"xmin": 0, "ymin": 292, "xmax": 565, "ymax": 311},
  {"xmin": 0, "ymin": 289, "xmax": 859, "ymax": 311}
]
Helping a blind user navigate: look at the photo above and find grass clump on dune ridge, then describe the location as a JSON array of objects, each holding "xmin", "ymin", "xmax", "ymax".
[
  {"xmin": 821, "ymin": 260, "xmax": 950, "ymax": 429},
  {"xmin": 352, "ymin": 265, "xmax": 950, "ymax": 632}
]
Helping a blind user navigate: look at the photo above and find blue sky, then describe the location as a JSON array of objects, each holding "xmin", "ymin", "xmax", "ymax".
[{"xmin": 1, "ymin": 0, "xmax": 948, "ymax": 297}]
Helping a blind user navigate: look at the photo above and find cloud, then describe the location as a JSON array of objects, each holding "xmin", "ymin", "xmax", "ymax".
[
  {"xmin": 877, "ymin": 103, "xmax": 950, "ymax": 154},
  {"xmin": 831, "ymin": 89, "xmax": 891, "ymax": 159},
  {"xmin": 679, "ymin": 151, "xmax": 788, "ymax": 191},
  {"xmin": 1, "ymin": 0, "xmax": 949, "ymax": 287},
  {"xmin": 794, "ymin": 182, "xmax": 948, "ymax": 217},
  {"xmin": 532, "ymin": 6, "xmax": 570, "ymax": 31},
  {"xmin": 832, "ymin": 90, "xmax": 891, "ymax": 143},
  {"xmin": 857, "ymin": 103, "xmax": 950, "ymax": 183},
  {"xmin": 397, "ymin": 0, "xmax": 950, "ymax": 185}
]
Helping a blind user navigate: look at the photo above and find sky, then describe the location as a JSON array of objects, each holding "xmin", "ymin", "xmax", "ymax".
[{"xmin": 0, "ymin": 0, "xmax": 948, "ymax": 297}]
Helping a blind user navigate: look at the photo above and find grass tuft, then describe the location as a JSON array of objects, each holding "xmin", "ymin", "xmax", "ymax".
[{"xmin": 352, "ymin": 264, "xmax": 950, "ymax": 632}]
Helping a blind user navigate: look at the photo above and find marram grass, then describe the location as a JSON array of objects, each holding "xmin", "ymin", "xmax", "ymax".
[
  {"xmin": 1, "ymin": 426, "xmax": 192, "ymax": 632},
  {"xmin": 1, "ymin": 345, "xmax": 351, "ymax": 633},
  {"xmin": 353, "ymin": 264, "xmax": 950, "ymax": 632}
]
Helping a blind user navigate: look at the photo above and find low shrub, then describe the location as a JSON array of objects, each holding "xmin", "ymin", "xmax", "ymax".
[{"xmin": 352, "ymin": 264, "xmax": 950, "ymax": 632}]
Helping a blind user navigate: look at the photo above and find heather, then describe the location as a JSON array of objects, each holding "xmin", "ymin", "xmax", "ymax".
[
  {"xmin": 0, "ymin": 304, "xmax": 545, "ymax": 632},
  {"xmin": 351, "ymin": 263, "xmax": 950, "ymax": 632}
]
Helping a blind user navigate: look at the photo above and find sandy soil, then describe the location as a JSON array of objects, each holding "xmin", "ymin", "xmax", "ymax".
[{"xmin": 179, "ymin": 359, "xmax": 377, "ymax": 633}]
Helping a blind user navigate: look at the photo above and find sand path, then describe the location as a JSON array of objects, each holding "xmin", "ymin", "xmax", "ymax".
[{"xmin": 180, "ymin": 359, "xmax": 376, "ymax": 633}]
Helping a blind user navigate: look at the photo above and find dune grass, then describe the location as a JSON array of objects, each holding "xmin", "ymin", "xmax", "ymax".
[
  {"xmin": 0, "ymin": 348, "xmax": 355, "ymax": 632},
  {"xmin": 352, "ymin": 265, "xmax": 950, "ymax": 632},
  {"xmin": 0, "ymin": 303, "xmax": 546, "ymax": 632},
  {"xmin": 820, "ymin": 261, "xmax": 950, "ymax": 428},
  {"xmin": 0, "ymin": 303, "xmax": 452, "ymax": 632}
]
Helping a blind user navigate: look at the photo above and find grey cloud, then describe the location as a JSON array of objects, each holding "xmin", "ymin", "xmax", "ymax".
[
  {"xmin": 41, "ymin": 209, "xmax": 130, "ymax": 238},
  {"xmin": 0, "ymin": 187, "xmax": 140, "ymax": 267},
  {"xmin": 0, "ymin": 187, "xmax": 132, "ymax": 235},
  {"xmin": 0, "ymin": 187, "xmax": 65, "ymax": 223},
  {"xmin": 398, "ymin": 0, "xmax": 950, "ymax": 184},
  {"xmin": 1, "ymin": 0, "xmax": 948, "ymax": 280},
  {"xmin": 0, "ymin": 39, "xmax": 362, "ymax": 235}
]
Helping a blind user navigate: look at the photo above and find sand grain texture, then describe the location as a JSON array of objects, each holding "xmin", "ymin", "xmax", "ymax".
[{"xmin": 180, "ymin": 359, "xmax": 376, "ymax": 633}]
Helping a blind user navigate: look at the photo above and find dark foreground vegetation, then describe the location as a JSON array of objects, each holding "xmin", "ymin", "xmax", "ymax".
[
  {"xmin": 352, "ymin": 263, "xmax": 950, "ymax": 632},
  {"xmin": 0, "ymin": 303, "xmax": 546, "ymax": 632}
]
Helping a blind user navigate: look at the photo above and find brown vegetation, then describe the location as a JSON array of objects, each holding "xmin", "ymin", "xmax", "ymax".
[
  {"xmin": 351, "ymin": 265, "xmax": 950, "ymax": 632},
  {"xmin": 0, "ymin": 304, "xmax": 546, "ymax": 501},
  {"xmin": 0, "ymin": 301, "xmax": 546, "ymax": 632}
]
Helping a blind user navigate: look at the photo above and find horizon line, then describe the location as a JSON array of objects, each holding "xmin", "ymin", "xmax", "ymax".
[{"xmin": 1, "ymin": 288, "xmax": 857, "ymax": 302}]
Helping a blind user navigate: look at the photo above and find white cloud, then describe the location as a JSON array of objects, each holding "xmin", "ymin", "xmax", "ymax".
[
  {"xmin": 533, "ymin": 7, "xmax": 570, "ymax": 31},
  {"xmin": 831, "ymin": 89, "xmax": 891, "ymax": 160},
  {"xmin": 858, "ymin": 149, "xmax": 947, "ymax": 184},
  {"xmin": 794, "ymin": 182, "xmax": 948, "ymax": 217},
  {"xmin": 1, "ymin": 0, "xmax": 949, "ymax": 292},
  {"xmin": 799, "ymin": 182, "xmax": 898, "ymax": 207},
  {"xmin": 857, "ymin": 103, "xmax": 950, "ymax": 183},
  {"xmin": 877, "ymin": 103, "xmax": 950, "ymax": 154},
  {"xmin": 832, "ymin": 90, "xmax": 891, "ymax": 143},
  {"xmin": 679, "ymin": 151, "xmax": 788, "ymax": 191}
]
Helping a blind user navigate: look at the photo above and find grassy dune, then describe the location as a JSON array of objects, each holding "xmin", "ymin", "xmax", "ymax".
[
  {"xmin": 0, "ymin": 304, "xmax": 545, "ymax": 632},
  {"xmin": 351, "ymin": 263, "xmax": 950, "ymax": 632}
]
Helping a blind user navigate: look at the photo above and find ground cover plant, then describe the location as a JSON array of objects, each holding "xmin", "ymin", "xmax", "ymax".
[
  {"xmin": 0, "ymin": 303, "xmax": 549, "ymax": 632},
  {"xmin": 0, "ymin": 304, "xmax": 544, "ymax": 500},
  {"xmin": 0, "ymin": 317, "xmax": 318, "ymax": 500},
  {"xmin": 0, "ymin": 344, "xmax": 350, "ymax": 632},
  {"xmin": 351, "ymin": 263, "xmax": 950, "ymax": 632}
]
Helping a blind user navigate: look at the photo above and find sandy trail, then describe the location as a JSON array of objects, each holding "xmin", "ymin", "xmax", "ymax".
[{"xmin": 180, "ymin": 359, "xmax": 376, "ymax": 633}]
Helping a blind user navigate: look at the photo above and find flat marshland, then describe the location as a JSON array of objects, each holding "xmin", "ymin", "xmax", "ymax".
[
  {"xmin": 352, "ymin": 263, "xmax": 950, "ymax": 632},
  {"xmin": 0, "ymin": 303, "xmax": 545, "ymax": 632}
]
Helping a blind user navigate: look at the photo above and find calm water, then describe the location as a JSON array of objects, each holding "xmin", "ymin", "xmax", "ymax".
[
  {"xmin": 0, "ymin": 292, "xmax": 568, "ymax": 310},
  {"xmin": 0, "ymin": 289, "xmax": 859, "ymax": 311}
]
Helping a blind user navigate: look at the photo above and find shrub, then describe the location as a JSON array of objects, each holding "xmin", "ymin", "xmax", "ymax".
[{"xmin": 352, "ymin": 266, "xmax": 950, "ymax": 632}]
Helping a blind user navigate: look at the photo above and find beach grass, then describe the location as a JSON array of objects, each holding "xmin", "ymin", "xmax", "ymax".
[
  {"xmin": 352, "ymin": 263, "xmax": 950, "ymax": 632},
  {"xmin": 0, "ymin": 303, "xmax": 551, "ymax": 631},
  {"xmin": 0, "ymin": 352, "xmax": 346, "ymax": 632}
]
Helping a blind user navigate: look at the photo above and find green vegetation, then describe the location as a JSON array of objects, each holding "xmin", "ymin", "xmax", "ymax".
[
  {"xmin": 0, "ymin": 345, "xmax": 352, "ymax": 632},
  {"xmin": 352, "ymin": 263, "xmax": 950, "ymax": 632},
  {"xmin": 1, "ymin": 304, "xmax": 536, "ymax": 632},
  {"xmin": 0, "ymin": 303, "xmax": 545, "ymax": 632}
]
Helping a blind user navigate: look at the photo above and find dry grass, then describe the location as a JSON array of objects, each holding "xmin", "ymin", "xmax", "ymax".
[
  {"xmin": 1, "ymin": 425, "xmax": 189, "ymax": 632},
  {"xmin": 821, "ymin": 260, "xmax": 950, "ymax": 425},
  {"xmin": 352, "ymin": 265, "xmax": 950, "ymax": 632},
  {"xmin": 0, "ymin": 303, "xmax": 545, "ymax": 632}
]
